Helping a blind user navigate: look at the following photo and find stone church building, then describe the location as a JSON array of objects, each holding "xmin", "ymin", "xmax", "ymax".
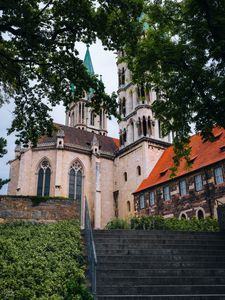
[
  {"xmin": 7, "ymin": 46, "xmax": 172, "ymax": 228},
  {"xmin": 8, "ymin": 46, "xmax": 224, "ymax": 228}
]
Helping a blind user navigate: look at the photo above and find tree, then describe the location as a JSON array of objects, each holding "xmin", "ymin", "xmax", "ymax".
[
  {"xmin": 124, "ymin": 0, "xmax": 225, "ymax": 171},
  {"xmin": 0, "ymin": 0, "xmax": 144, "ymax": 145},
  {"xmin": 0, "ymin": 137, "xmax": 9, "ymax": 189},
  {"xmin": 0, "ymin": 0, "xmax": 144, "ymax": 189}
]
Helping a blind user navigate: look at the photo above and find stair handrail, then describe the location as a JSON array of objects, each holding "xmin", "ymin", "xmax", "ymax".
[{"xmin": 84, "ymin": 197, "xmax": 97, "ymax": 296}]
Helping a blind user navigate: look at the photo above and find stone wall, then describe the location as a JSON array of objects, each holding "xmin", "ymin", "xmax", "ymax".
[{"xmin": 0, "ymin": 196, "xmax": 79, "ymax": 223}]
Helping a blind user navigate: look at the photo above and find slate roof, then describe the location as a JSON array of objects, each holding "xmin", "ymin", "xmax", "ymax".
[
  {"xmin": 135, "ymin": 127, "xmax": 225, "ymax": 193},
  {"xmin": 38, "ymin": 124, "xmax": 119, "ymax": 155}
]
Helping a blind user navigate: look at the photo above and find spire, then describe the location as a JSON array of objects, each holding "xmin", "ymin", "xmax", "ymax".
[{"xmin": 84, "ymin": 45, "xmax": 94, "ymax": 75}]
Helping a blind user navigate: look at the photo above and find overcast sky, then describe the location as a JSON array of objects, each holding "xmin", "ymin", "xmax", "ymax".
[{"xmin": 0, "ymin": 41, "xmax": 119, "ymax": 194}]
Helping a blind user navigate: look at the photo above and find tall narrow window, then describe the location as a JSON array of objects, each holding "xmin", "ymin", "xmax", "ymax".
[
  {"xmin": 195, "ymin": 174, "xmax": 203, "ymax": 191},
  {"xmin": 163, "ymin": 186, "xmax": 171, "ymax": 201},
  {"xmin": 139, "ymin": 195, "xmax": 145, "ymax": 209},
  {"xmin": 121, "ymin": 67, "xmax": 125, "ymax": 85},
  {"xmin": 149, "ymin": 191, "xmax": 155, "ymax": 206},
  {"xmin": 179, "ymin": 179, "xmax": 188, "ymax": 196},
  {"xmin": 214, "ymin": 167, "xmax": 224, "ymax": 184},
  {"xmin": 90, "ymin": 111, "xmax": 95, "ymax": 126},
  {"xmin": 143, "ymin": 116, "xmax": 147, "ymax": 136},
  {"xmin": 158, "ymin": 120, "xmax": 162, "ymax": 138},
  {"xmin": 37, "ymin": 160, "xmax": 51, "ymax": 196},
  {"xmin": 122, "ymin": 97, "xmax": 126, "ymax": 116},
  {"xmin": 69, "ymin": 161, "xmax": 83, "ymax": 200},
  {"xmin": 124, "ymin": 172, "xmax": 127, "ymax": 182},
  {"xmin": 137, "ymin": 166, "xmax": 141, "ymax": 176}
]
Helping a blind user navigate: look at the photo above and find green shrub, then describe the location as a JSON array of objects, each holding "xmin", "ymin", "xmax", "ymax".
[
  {"xmin": 0, "ymin": 220, "xmax": 92, "ymax": 299},
  {"xmin": 106, "ymin": 216, "xmax": 219, "ymax": 232},
  {"xmin": 130, "ymin": 216, "xmax": 219, "ymax": 232},
  {"xmin": 105, "ymin": 218, "xmax": 130, "ymax": 229}
]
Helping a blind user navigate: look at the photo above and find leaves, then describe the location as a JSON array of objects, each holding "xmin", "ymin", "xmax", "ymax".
[
  {"xmin": 0, "ymin": 0, "xmax": 144, "ymax": 145},
  {"xmin": 0, "ymin": 220, "xmax": 92, "ymax": 299},
  {"xmin": 124, "ymin": 0, "xmax": 225, "ymax": 168}
]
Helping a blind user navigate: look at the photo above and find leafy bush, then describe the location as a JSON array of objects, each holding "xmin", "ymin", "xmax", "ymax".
[
  {"xmin": 0, "ymin": 220, "xmax": 92, "ymax": 300},
  {"xmin": 105, "ymin": 216, "xmax": 219, "ymax": 232},
  {"xmin": 130, "ymin": 216, "xmax": 219, "ymax": 232},
  {"xmin": 105, "ymin": 218, "xmax": 130, "ymax": 229}
]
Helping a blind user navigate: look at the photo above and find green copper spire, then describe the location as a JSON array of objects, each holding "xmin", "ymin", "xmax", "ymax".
[{"xmin": 84, "ymin": 45, "xmax": 94, "ymax": 75}]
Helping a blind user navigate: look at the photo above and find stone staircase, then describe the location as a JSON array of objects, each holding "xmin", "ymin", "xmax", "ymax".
[{"xmin": 93, "ymin": 230, "xmax": 225, "ymax": 299}]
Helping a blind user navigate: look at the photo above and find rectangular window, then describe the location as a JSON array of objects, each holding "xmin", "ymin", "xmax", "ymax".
[
  {"xmin": 179, "ymin": 179, "xmax": 188, "ymax": 196},
  {"xmin": 214, "ymin": 167, "xmax": 224, "ymax": 184},
  {"xmin": 163, "ymin": 186, "xmax": 171, "ymax": 201},
  {"xmin": 149, "ymin": 191, "xmax": 155, "ymax": 206},
  {"xmin": 195, "ymin": 174, "xmax": 203, "ymax": 191},
  {"xmin": 139, "ymin": 195, "xmax": 145, "ymax": 209}
]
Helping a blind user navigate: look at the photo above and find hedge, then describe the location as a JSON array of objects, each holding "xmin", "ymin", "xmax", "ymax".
[
  {"xmin": 0, "ymin": 220, "xmax": 92, "ymax": 299},
  {"xmin": 106, "ymin": 216, "xmax": 219, "ymax": 232}
]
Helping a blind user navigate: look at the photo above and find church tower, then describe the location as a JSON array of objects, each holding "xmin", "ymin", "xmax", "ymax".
[
  {"xmin": 117, "ymin": 55, "xmax": 173, "ymax": 147},
  {"xmin": 114, "ymin": 54, "xmax": 173, "ymax": 220},
  {"xmin": 65, "ymin": 46, "xmax": 108, "ymax": 136}
]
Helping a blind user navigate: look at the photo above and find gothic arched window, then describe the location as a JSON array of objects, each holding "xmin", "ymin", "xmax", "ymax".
[
  {"xmin": 69, "ymin": 161, "xmax": 83, "ymax": 201},
  {"xmin": 37, "ymin": 160, "xmax": 51, "ymax": 196}
]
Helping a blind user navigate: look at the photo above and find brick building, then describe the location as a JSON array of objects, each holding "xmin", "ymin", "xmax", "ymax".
[{"xmin": 134, "ymin": 127, "xmax": 225, "ymax": 219}]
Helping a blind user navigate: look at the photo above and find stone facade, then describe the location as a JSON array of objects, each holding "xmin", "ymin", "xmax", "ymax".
[
  {"xmin": 7, "ymin": 48, "xmax": 172, "ymax": 229},
  {"xmin": 134, "ymin": 160, "xmax": 225, "ymax": 220},
  {"xmin": 0, "ymin": 196, "xmax": 79, "ymax": 222}
]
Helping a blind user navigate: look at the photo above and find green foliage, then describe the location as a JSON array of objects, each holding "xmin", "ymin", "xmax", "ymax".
[
  {"xmin": 0, "ymin": 137, "xmax": 9, "ymax": 190},
  {"xmin": 130, "ymin": 216, "xmax": 219, "ymax": 232},
  {"xmin": 0, "ymin": 220, "xmax": 92, "ymax": 299},
  {"xmin": 105, "ymin": 216, "xmax": 219, "ymax": 232},
  {"xmin": 0, "ymin": 0, "xmax": 144, "ymax": 146},
  {"xmin": 124, "ymin": 0, "xmax": 225, "ymax": 170},
  {"xmin": 105, "ymin": 218, "xmax": 130, "ymax": 230}
]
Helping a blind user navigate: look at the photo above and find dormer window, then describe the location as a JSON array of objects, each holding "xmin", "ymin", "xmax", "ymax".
[{"xmin": 160, "ymin": 168, "xmax": 168, "ymax": 176}]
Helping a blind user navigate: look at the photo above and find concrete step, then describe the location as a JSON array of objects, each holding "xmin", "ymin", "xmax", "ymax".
[
  {"xmin": 97, "ymin": 261, "xmax": 225, "ymax": 270},
  {"xmin": 95, "ymin": 243, "xmax": 225, "ymax": 250},
  {"xmin": 93, "ymin": 230, "xmax": 224, "ymax": 238},
  {"xmin": 96, "ymin": 248, "xmax": 225, "ymax": 256},
  {"xmin": 97, "ymin": 285, "xmax": 225, "ymax": 296},
  {"xmin": 94, "ymin": 238, "xmax": 225, "ymax": 245},
  {"xmin": 97, "ymin": 295, "xmax": 225, "ymax": 300},
  {"xmin": 97, "ymin": 255, "xmax": 225, "ymax": 263},
  {"xmin": 96, "ymin": 268, "xmax": 225, "ymax": 277},
  {"xmin": 96, "ymin": 276, "xmax": 225, "ymax": 286}
]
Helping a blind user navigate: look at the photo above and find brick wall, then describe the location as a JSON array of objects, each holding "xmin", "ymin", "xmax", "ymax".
[{"xmin": 0, "ymin": 196, "xmax": 79, "ymax": 223}]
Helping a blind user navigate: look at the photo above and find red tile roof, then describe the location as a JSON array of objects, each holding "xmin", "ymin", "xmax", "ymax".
[
  {"xmin": 135, "ymin": 127, "xmax": 225, "ymax": 193},
  {"xmin": 38, "ymin": 124, "xmax": 119, "ymax": 154}
]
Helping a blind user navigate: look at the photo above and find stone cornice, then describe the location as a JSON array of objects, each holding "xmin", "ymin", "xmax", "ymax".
[{"xmin": 115, "ymin": 137, "xmax": 171, "ymax": 157}]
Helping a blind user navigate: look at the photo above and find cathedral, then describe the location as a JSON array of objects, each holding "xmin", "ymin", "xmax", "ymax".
[{"xmin": 7, "ymin": 46, "xmax": 172, "ymax": 228}]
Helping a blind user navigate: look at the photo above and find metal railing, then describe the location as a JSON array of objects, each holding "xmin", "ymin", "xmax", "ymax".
[{"xmin": 84, "ymin": 197, "xmax": 97, "ymax": 297}]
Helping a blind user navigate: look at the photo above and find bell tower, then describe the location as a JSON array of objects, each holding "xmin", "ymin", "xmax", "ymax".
[
  {"xmin": 117, "ymin": 55, "xmax": 173, "ymax": 147},
  {"xmin": 66, "ymin": 46, "xmax": 108, "ymax": 136}
]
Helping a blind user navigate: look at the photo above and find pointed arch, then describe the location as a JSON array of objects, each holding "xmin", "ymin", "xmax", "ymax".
[
  {"xmin": 68, "ymin": 159, "xmax": 84, "ymax": 200},
  {"xmin": 36, "ymin": 158, "xmax": 52, "ymax": 196}
]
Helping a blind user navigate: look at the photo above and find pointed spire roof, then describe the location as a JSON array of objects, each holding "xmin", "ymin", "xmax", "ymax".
[{"xmin": 84, "ymin": 45, "xmax": 94, "ymax": 75}]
